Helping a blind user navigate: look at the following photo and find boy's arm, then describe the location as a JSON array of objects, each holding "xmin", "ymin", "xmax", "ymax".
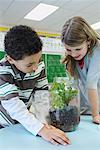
[
  {"xmin": 88, "ymin": 88, "xmax": 100, "ymax": 124},
  {"xmin": 1, "ymin": 97, "xmax": 44, "ymax": 135},
  {"xmin": 1, "ymin": 97, "xmax": 70, "ymax": 145}
]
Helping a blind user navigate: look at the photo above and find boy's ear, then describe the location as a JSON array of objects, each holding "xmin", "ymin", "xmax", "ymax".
[{"xmin": 6, "ymin": 55, "xmax": 15, "ymax": 64}]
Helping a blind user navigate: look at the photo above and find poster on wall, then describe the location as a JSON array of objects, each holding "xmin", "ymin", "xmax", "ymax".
[{"xmin": 40, "ymin": 36, "xmax": 64, "ymax": 54}]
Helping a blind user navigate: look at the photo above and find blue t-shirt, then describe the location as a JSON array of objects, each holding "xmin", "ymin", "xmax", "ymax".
[{"xmin": 76, "ymin": 41, "xmax": 100, "ymax": 110}]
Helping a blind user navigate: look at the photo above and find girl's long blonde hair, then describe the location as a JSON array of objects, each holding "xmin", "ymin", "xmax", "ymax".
[{"xmin": 61, "ymin": 16, "xmax": 100, "ymax": 77}]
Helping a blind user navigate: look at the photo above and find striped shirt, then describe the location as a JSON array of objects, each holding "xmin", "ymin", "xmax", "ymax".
[{"xmin": 0, "ymin": 58, "xmax": 49, "ymax": 135}]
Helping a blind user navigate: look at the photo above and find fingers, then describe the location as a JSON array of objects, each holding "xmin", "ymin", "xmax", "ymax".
[
  {"xmin": 93, "ymin": 121, "xmax": 100, "ymax": 125},
  {"xmin": 53, "ymin": 127, "xmax": 71, "ymax": 144},
  {"xmin": 49, "ymin": 127, "xmax": 71, "ymax": 145},
  {"xmin": 51, "ymin": 137, "xmax": 69, "ymax": 145},
  {"xmin": 48, "ymin": 125, "xmax": 71, "ymax": 144},
  {"xmin": 38, "ymin": 124, "xmax": 71, "ymax": 145},
  {"xmin": 50, "ymin": 139, "xmax": 59, "ymax": 145},
  {"xmin": 51, "ymin": 133, "xmax": 71, "ymax": 145},
  {"xmin": 60, "ymin": 134, "xmax": 71, "ymax": 144},
  {"xmin": 93, "ymin": 115, "xmax": 100, "ymax": 124}
]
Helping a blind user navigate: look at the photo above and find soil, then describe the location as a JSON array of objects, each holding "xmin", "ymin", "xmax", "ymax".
[{"xmin": 49, "ymin": 105, "xmax": 80, "ymax": 132}]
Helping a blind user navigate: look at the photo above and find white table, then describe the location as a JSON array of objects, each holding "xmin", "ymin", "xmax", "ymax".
[{"xmin": 0, "ymin": 115, "xmax": 100, "ymax": 150}]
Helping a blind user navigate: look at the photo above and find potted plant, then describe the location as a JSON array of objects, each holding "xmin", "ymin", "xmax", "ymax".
[{"xmin": 49, "ymin": 76, "xmax": 80, "ymax": 132}]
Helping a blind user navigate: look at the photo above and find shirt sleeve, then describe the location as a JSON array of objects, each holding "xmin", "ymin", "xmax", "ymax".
[
  {"xmin": 1, "ymin": 97, "xmax": 44, "ymax": 136},
  {"xmin": 86, "ymin": 48, "xmax": 100, "ymax": 89}
]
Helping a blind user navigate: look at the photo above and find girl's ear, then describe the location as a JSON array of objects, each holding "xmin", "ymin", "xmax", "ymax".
[{"xmin": 6, "ymin": 55, "xmax": 15, "ymax": 64}]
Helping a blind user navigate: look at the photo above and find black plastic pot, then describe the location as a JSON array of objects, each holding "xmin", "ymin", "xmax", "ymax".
[{"xmin": 49, "ymin": 105, "xmax": 80, "ymax": 132}]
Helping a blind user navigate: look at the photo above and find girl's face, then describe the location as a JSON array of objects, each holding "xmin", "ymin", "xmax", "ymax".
[{"xmin": 64, "ymin": 41, "xmax": 89, "ymax": 60}]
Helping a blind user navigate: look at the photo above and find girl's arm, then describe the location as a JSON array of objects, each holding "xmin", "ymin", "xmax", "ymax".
[
  {"xmin": 86, "ymin": 46, "xmax": 100, "ymax": 124},
  {"xmin": 88, "ymin": 88, "xmax": 100, "ymax": 124}
]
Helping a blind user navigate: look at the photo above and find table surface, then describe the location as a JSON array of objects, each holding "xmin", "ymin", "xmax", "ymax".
[{"xmin": 0, "ymin": 115, "xmax": 100, "ymax": 150}]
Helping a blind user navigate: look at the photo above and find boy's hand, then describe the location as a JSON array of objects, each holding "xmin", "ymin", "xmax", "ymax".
[
  {"xmin": 38, "ymin": 124, "xmax": 71, "ymax": 145},
  {"xmin": 93, "ymin": 115, "xmax": 100, "ymax": 124}
]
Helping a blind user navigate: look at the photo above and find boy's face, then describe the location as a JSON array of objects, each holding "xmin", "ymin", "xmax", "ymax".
[{"xmin": 7, "ymin": 51, "xmax": 42, "ymax": 73}]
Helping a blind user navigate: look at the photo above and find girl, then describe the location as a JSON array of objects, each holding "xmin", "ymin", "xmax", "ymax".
[{"xmin": 61, "ymin": 16, "xmax": 100, "ymax": 124}]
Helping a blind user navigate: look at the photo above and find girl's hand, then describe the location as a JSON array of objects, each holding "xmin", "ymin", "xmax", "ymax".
[{"xmin": 93, "ymin": 115, "xmax": 100, "ymax": 124}]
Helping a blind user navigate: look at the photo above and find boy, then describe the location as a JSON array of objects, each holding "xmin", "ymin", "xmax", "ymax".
[{"xmin": 0, "ymin": 25, "xmax": 70, "ymax": 145}]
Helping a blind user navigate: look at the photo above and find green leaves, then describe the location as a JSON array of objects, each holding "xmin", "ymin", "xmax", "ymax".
[
  {"xmin": 49, "ymin": 78, "xmax": 78, "ymax": 109},
  {"xmin": 65, "ymin": 87, "xmax": 78, "ymax": 105}
]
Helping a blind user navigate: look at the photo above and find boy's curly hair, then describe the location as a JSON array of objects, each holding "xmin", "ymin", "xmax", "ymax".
[{"xmin": 4, "ymin": 25, "xmax": 43, "ymax": 60}]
